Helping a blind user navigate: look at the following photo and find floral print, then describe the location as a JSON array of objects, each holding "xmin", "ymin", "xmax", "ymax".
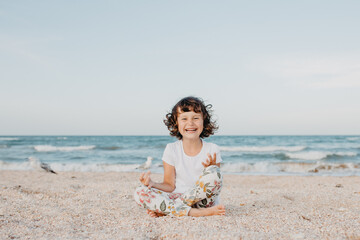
[
  {"xmin": 135, "ymin": 188, "xmax": 156, "ymax": 206},
  {"xmin": 134, "ymin": 165, "xmax": 222, "ymax": 217},
  {"xmin": 168, "ymin": 192, "xmax": 182, "ymax": 200}
]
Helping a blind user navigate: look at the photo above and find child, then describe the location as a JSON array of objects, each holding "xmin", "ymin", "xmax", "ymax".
[{"xmin": 134, "ymin": 96, "xmax": 225, "ymax": 217}]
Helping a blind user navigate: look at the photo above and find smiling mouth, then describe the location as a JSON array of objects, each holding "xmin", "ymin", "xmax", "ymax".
[{"xmin": 185, "ymin": 128, "xmax": 197, "ymax": 133}]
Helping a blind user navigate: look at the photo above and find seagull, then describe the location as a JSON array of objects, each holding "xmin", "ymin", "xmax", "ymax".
[
  {"xmin": 138, "ymin": 156, "xmax": 153, "ymax": 170},
  {"xmin": 28, "ymin": 157, "xmax": 57, "ymax": 174}
]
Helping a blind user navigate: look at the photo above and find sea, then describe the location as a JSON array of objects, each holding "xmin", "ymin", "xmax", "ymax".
[{"xmin": 1, "ymin": 135, "xmax": 360, "ymax": 176}]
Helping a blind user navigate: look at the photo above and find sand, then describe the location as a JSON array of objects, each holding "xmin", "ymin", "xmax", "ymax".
[{"xmin": 1, "ymin": 171, "xmax": 360, "ymax": 239}]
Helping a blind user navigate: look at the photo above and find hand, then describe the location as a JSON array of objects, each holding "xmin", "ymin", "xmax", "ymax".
[
  {"xmin": 139, "ymin": 171, "xmax": 154, "ymax": 188},
  {"xmin": 202, "ymin": 153, "xmax": 217, "ymax": 168}
]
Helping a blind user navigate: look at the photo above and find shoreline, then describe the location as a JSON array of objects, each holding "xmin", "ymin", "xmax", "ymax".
[
  {"xmin": 2, "ymin": 168, "xmax": 360, "ymax": 177},
  {"xmin": 1, "ymin": 171, "xmax": 360, "ymax": 239}
]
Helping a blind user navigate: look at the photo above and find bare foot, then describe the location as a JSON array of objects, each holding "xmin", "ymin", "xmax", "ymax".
[
  {"xmin": 146, "ymin": 209, "xmax": 165, "ymax": 218},
  {"xmin": 188, "ymin": 205, "xmax": 226, "ymax": 217}
]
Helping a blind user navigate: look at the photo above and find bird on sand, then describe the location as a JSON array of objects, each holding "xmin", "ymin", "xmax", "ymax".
[
  {"xmin": 28, "ymin": 157, "xmax": 57, "ymax": 174},
  {"xmin": 137, "ymin": 156, "xmax": 153, "ymax": 170}
]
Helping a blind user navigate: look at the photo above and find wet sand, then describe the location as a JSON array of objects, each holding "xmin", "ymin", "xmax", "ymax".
[{"xmin": 1, "ymin": 171, "xmax": 360, "ymax": 239}]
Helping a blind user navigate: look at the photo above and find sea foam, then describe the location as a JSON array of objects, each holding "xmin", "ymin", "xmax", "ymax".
[
  {"xmin": 220, "ymin": 146, "xmax": 306, "ymax": 152},
  {"xmin": 220, "ymin": 161, "xmax": 360, "ymax": 175},
  {"xmin": 285, "ymin": 151, "xmax": 357, "ymax": 161},
  {"xmin": 1, "ymin": 160, "xmax": 359, "ymax": 175},
  {"xmin": 0, "ymin": 137, "xmax": 19, "ymax": 141},
  {"xmin": 0, "ymin": 161, "xmax": 156, "ymax": 172},
  {"xmin": 34, "ymin": 145, "xmax": 96, "ymax": 152},
  {"xmin": 0, "ymin": 160, "xmax": 33, "ymax": 171}
]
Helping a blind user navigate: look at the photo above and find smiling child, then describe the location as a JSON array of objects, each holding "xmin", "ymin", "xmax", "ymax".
[{"xmin": 134, "ymin": 96, "xmax": 225, "ymax": 217}]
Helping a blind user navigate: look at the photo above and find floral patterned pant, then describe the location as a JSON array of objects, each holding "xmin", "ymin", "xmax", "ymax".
[{"xmin": 134, "ymin": 165, "xmax": 222, "ymax": 217}]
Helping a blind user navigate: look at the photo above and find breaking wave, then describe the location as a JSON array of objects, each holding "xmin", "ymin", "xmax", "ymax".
[
  {"xmin": 221, "ymin": 161, "xmax": 360, "ymax": 175},
  {"xmin": 0, "ymin": 160, "xmax": 157, "ymax": 172},
  {"xmin": 0, "ymin": 137, "xmax": 19, "ymax": 141},
  {"xmin": 1, "ymin": 159, "xmax": 359, "ymax": 175},
  {"xmin": 34, "ymin": 145, "xmax": 96, "ymax": 152},
  {"xmin": 220, "ymin": 146, "xmax": 306, "ymax": 152},
  {"xmin": 285, "ymin": 151, "xmax": 357, "ymax": 161}
]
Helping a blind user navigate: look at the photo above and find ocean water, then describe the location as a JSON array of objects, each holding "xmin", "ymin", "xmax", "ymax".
[{"xmin": 0, "ymin": 135, "xmax": 360, "ymax": 176}]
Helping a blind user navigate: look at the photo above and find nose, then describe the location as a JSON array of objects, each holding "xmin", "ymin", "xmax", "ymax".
[{"xmin": 188, "ymin": 119, "xmax": 195, "ymax": 125}]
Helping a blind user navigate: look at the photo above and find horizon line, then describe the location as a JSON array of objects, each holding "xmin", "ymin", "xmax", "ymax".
[{"xmin": 1, "ymin": 134, "xmax": 360, "ymax": 137}]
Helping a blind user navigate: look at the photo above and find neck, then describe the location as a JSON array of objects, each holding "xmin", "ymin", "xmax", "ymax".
[{"xmin": 182, "ymin": 138, "xmax": 202, "ymax": 156}]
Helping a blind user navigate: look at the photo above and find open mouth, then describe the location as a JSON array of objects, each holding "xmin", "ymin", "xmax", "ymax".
[{"xmin": 185, "ymin": 128, "xmax": 197, "ymax": 133}]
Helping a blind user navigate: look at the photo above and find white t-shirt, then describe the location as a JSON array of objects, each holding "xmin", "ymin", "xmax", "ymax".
[{"xmin": 162, "ymin": 140, "xmax": 223, "ymax": 194}]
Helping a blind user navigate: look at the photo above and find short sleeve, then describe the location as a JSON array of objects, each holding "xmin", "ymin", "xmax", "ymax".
[
  {"xmin": 213, "ymin": 144, "xmax": 223, "ymax": 164},
  {"xmin": 162, "ymin": 144, "xmax": 175, "ymax": 166}
]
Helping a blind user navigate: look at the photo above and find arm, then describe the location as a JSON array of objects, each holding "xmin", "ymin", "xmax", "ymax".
[
  {"xmin": 139, "ymin": 161, "xmax": 176, "ymax": 193},
  {"xmin": 151, "ymin": 161, "xmax": 176, "ymax": 192}
]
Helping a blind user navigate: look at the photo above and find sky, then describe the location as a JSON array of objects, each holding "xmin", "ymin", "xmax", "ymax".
[{"xmin": 1, "ymin": 1, "xmax": 359, "ymax": 135}]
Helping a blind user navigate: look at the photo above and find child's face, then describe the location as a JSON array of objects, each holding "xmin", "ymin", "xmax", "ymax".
[{"xmin": 177, "ymin": 108, "xmax": 204, "ymax": 141}]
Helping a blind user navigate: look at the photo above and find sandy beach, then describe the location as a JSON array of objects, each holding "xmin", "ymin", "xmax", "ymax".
[{"xmin": 1, "ymin": 171, "xmax": 359, "ymax": 239}]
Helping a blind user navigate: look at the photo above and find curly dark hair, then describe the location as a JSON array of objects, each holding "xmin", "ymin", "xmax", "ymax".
[{"xmin": 164, "ymin": 96, "xmax": 218, "ymax": 140}]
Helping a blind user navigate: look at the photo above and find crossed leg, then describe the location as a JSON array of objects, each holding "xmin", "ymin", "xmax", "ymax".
[{"xmin": 134, "ymin": 165, "xmax": 225, "ymax": 217}]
